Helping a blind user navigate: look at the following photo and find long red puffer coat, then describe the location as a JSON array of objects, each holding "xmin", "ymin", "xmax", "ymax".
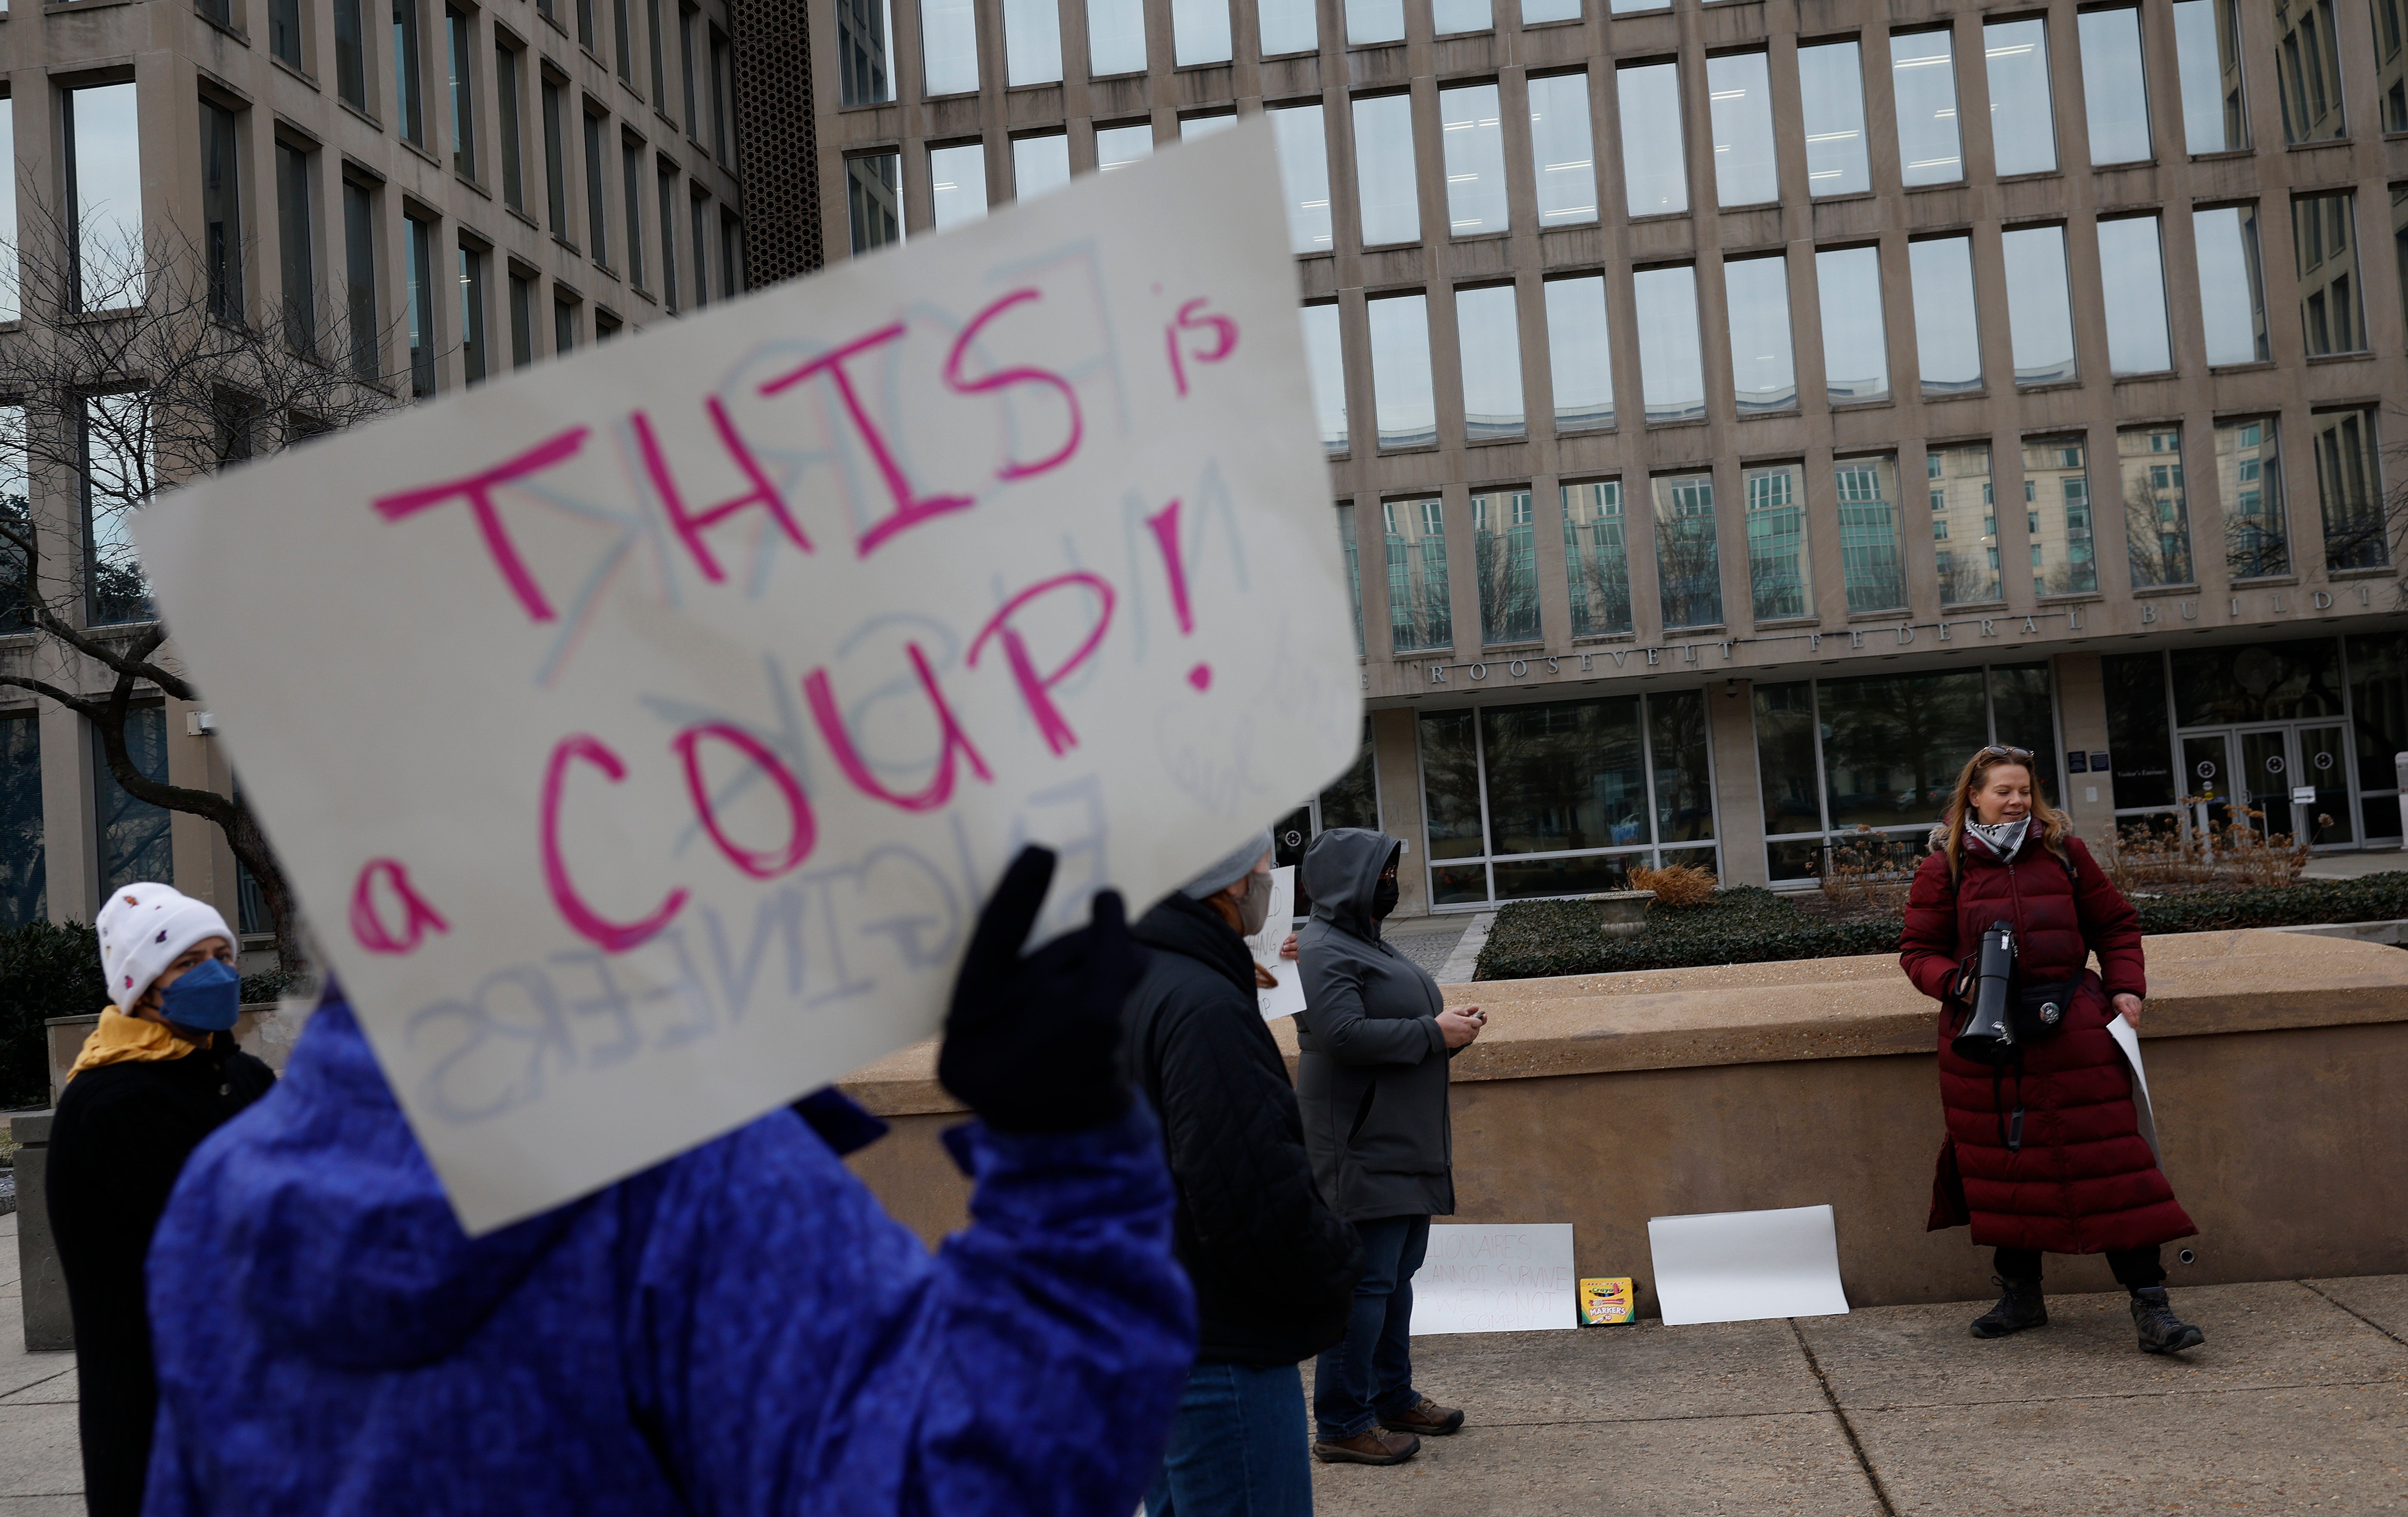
[{"xmin": 1898, "ymin": 828, "xmax": 2196, "ymax": 1253}]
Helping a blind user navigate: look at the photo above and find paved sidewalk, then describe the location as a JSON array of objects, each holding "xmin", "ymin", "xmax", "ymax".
[{"xmin": 0, "ymin": 1212, "xmax": 79, "ymax": 1516}]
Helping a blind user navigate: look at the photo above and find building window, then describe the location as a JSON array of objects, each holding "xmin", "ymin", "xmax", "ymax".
[
  {"xmin": 621, "ymin": 139, "xmax": 645, "ymax": 287},
  {"xmin": 656, "ymin": 166, "xmax": 678, "ymax": 308},
  {"xmin": 1384, "ymin": 497, "xmax": 1452, "ymax": 654},
  {"xmin": 1000, "ymin": 0, "xmax": 1061, "ymax": 85},
  {"xmin": 1260, "ymin": 0, "xmax": 1313, "ymax": 56},
  {"xmin": 2118, "ymin": 428, "xmax": 2193, "ymax": 587},
  {"xmin": 1352, "ymin": 94, "xmax": 1418, "ymax": 245},
  {"xmin": 270, "ymin": 0, "xmax": 305, "ymax": 68},
  {"xmin": 837, "ymin": 0, "xmax": 893, "ymax": 104},
  {"xmin": 1524, "ymin": 0, "xmax": 1576, "ymax": 19},
  {"xmin": 922, "ymin": 0, "xmax": 978, "ymax": 95},
  {"xmin": 720, "ymin": 213, "xmax": 741, "ymax": 293},
  {"xmin": 1347, "ymin": 0, "xmax": 1403, "ymax": 47},
  {"xmin": 1421, "ymin": 691, "xmax": 1716, "ymax": 906},
  {"xmin": 2079, "ymin": 8, "xmax": 2153, "ymax": 165},
  {"xmin": 1798, "ymin": 39, "xmax": 1871, "ymax": 197},
  {"xmin": 2277, "ymin": 0, "xmax": 2347, "ymax": 143},
  {"xmin": 1338, "ymin": 504, "xmax": 1363, "ymax": 655},
  {"xmin": 336, "ymin": 0, "xmax": 370, "ymax": 109},
  {"xmin": 1653, "ymin": 473, "xmax": 1721, "ymax": 628},
  {"xmin": 1011, "ymin": 133, "xmax": 1069, "ymax": 200},
  {"xmin": 394, "ymin": 0, "xmax": 428, "ymax": 146},
  {"xmin": 82, "ymin": 394, "xmax": 149, "ymax": 625},
  {"xmin": 596, "ymin": 308, "xmax": 620, "ymax": 340},
  {"xmin": 681, "ymin": 3, "xmax": 702, "ymax": 126},
  {"xmin": 1617, "ymin": 61, "xmax": 1685, "ymax": 217},
  {"xmin": 2378, "ymin": 0, "xmax": 2408, "ymax": 131},
  {"xmin": 1814, "ymin": 245, "xmax": 1887, "ymax": 403},
  {"xmin": 613, "ymin": 0, "xmax": 635, "ymax": 82},
  {"xmin": 554, "ymin": 292, "xmax": 578, "ymax": 352},
  {"xmin": 1983, "ymin": 18, "xmax": 2056, "ymax": 177},
  {"xmin": 94, "ymin": 706, "xmax": 173, "ymax": 895},
  {"xmin": 276, "ymin": 141, "xmax": 316, "ymax": 355},
  {"xmin": 1172, "ymin": 0, "xmax": 1231, "ymax": 65},
  {"xmin": 1724, "ymin": 253, "xmax": 1795, "ymax": 414},
  {"xmin": 1891, "ymin": 30, "xmax": 1962, "ymax": 185},
  {"xmin": 2313, "ymin": 407, "xmax": 2386, "ymax": 570},
  {"xmin": 1089, "ymin": 0, "xmax": 1145, "ymax": 75},
  {"xmin": 710, "ymin": 29, "xmax": 732, "ymax": 165},
  {"xmin": 2292, "ymin": 191, "xmax": 2364, "ymax": 355},
  {"xmin": 446, "ymin": 8, "xmax": 478, "ymax": 179},
  {"xmin": 2000, "ymin": 224, "xmax": 2076, "ymax": 385},
  {"xmin": 1632, "ymin": 264, "xmax": 1704, "ymax": 423},
  {"xmin": 1455, "ymin": 285, "xmax": 1523, "ymax": 442},
  {"xmin": 1433, "ymin": 0, "xmax": 1486, "ymax": 33},
  {"xmin": 1473, "ymin": 489, "xmax": 1539, "ymax": 644},
  {"xmin": 1366, "ymin": 292, "xmax": 1435, "ymax": 450},
  {"xmin": 405, "ymin": 212, "xmax": 436, "ymax": 396},
  {"xmin": 2192, "ymin": 203, "xmax": 2268, "ymax": 365},
  {"xmin": 1836, "ymin": 458, "xmax": 1905, "ymax": 613},
  {"xmin": 2172, "ymin": 0, "xmax": 2250, "ymax": 152},
  {"xmin": 200, "ymin": 99, "xmax": 243, "ymax": 323},
  {"xmin": 847, "ymin": 152, "xmax": 900, "ymax": 254},
  {"xmin": 343, "ymin": 179, "xmax": 379, "ymax": 379},
  {"xmin": 1908, "ymin": 236, "xmax": 1981, "ymax": 394},
  {"xmin": 1527, "ymin": 73, "xmax": 1595, "ymax": 226},
  {"xmin": 2217, "ymin": 416, "xmax": 2287, "ymax": 578},
  {"xmin": 1270, "ymin": 105, "xmax": 1330, "ymax": 252},
  {"xmin": 1438, "ymin": 83, "xmax": 1506, "ymax": 237},
  {"xmin": 577, "ymin": 0, "xmax": 595, "ymax": 48},
  {"xmin": 1931, "ymin": 445, "xmax": 1999, "ymax": 604},
  {"xmin": 508, "ymin": 267, "xmax": 534, "ymax": 367},
  {"xmin": 1543, "ymin": 274, "xmax": 1613, "ymax": 431},
  {"xmin": 458, "ymin": 242, "xmax": 488, "ymax": 383},
  {"xmin": 649, "ymin": 0, "xmax": 669, "ymax": 107},
  {"xmin": 1300, "ymin": 302, "xmax": 1347, "ymax": 455},
  {"xmin": 930, "ymin": 142, "xmax": 987, "ymax": 228},
  {"xmin": 495, "ymin": 42, "xmax": 526, "ymax": 212},
  {"xmin": 584, "ymin": 109, "xmax": 610, "ymax": 262},
  {"xmin": 0, "ymin": 713, "xmax": 41, "ymax": 925},
  {"xmin": 1707, "ymin": 50, "xmax": 1776, "ymax": 206},
  {"xmin": 2022, "ymin": 435, "xmax": 2098, "ymax": 596},
  {"xmin": 65, "ymin": 84, "xmax": 145, "ymax": 313},
  {"xmin": 1743, "ymin": 464, "xmax": 1809, "ymax": 621},
  {"xmin": 1562, "ymin": 482, "xmax": 1631, "ymax": 637},
  {"xmin": 1094, "ymin": 122, "xmax": 1153, "ymax": 173},
  {"xmin": 689, "ymin": 193, "xmax": 710, "ymax": 304}
]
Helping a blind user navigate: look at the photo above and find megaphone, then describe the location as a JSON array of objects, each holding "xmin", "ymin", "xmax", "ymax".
[{"xmin": 1952, "ymin": 920, "xmax": 2019, "ymax": 1066}]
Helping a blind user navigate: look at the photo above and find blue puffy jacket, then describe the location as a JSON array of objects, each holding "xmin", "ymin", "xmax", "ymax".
[{"xmin": 141, "ymin": 997, "xmax": 1196, "ymax": 1515}]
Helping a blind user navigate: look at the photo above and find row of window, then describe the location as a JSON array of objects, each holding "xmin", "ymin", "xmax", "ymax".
[{"xmin": 0, "ymin": 705, "xmax": 174, "ymax": 929}]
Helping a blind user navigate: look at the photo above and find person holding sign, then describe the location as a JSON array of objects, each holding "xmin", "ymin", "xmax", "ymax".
[
  {"xmin": 1121, "ymin": 829, "xmax": 1366, "ymax": 1516},
  {"xmin": 1293, "ymin": 830, "xmax": 1483, "ymax": 1466},
  {"xmin": 139, "ymin": 847, "xmax": 1198, "ymax": 1516}
]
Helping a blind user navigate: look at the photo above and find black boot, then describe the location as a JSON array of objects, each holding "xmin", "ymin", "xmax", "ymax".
[
  {"xmin": 2129, "ymin": 1287, "xmax": 2205, "ymax": 1354},
  {"xmin": 1969, "ymin": 1276, "xmax": 2047, "ymax": 1338}
]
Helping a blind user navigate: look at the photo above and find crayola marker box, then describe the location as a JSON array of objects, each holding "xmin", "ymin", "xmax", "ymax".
[{"xmin": 1579, "ymin": 1277, "xmax": 1634, "ymax": 1326}]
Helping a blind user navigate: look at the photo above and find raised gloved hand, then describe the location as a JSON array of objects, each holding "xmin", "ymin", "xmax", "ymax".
[{"xmin": 939, "ymin": 845, "xmax": 1146, "ymax": 1134}]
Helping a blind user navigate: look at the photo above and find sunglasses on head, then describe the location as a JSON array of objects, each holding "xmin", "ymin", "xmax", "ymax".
[{"xmin": 1979, "ymin": 745, "xmax": 2034, "ymax": 762}]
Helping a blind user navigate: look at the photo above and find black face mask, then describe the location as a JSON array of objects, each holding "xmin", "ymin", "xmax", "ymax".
[{"xmin": 1371, "ymin": 876, "xmax": 1400, "ymax": 919}]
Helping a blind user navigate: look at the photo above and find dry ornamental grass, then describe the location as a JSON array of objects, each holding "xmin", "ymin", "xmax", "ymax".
[{"xmin": 1628, "ymin": 862, "xmax": 1719, "ymax": 908}]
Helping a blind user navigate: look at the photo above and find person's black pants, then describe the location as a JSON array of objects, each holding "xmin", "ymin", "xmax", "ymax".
[{"xmin": 1995, "ymin": 1244, "xmax": 2165, "ymax": 1291}]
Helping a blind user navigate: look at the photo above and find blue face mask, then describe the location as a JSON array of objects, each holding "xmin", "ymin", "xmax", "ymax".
[{"xmin": 161, "ymin": 957, "xmax": 241, "ymax": 1034}]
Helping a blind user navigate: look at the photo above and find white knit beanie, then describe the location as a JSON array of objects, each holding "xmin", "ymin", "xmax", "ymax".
[{"xmin": 95, "ymin": 883, "xmax": 236, "ymax": 1010}]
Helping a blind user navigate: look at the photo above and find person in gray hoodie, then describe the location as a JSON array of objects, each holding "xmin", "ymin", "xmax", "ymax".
[{"xmin": 1294, "ymin": 828, "xmax": 1486, "ymax": 1466}]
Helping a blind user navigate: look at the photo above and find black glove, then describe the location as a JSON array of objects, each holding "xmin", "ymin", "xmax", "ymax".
[{"xmin": 938, "ymin": 845, "xmax": 1146, "ymax": 1133}]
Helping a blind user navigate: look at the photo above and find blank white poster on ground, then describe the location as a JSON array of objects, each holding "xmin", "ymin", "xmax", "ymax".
[
  {"xmin": 1648, "ymin": 1204, "xmax": 1849, "ymax": 1326},
  {"xmin": 1243, "ymin": 865, "xmax": 1305, "ymax": 1020},
  {"xmin": 1409, "ymin": 1223, "xmax": 1578, "ymax": 1335}
]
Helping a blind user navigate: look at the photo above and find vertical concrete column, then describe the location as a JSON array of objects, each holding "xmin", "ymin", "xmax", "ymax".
[
  {"xmin": 2053, "ymin": 650, "xmax": 2115, "ymax": 852},
  {"xmin": 1367, "ymin": 705, "xmax": 1428, "ymax": 916},
  {"xmin": 1707, "ymin": 677, "xmax": 1766, "ymax": 887},
  {"xmin": 39, "ymin": 705, "xmax": 96, "ymax": 926},
  {"xmin": 164, "ymin": 692, "xmax": 237, "ymax": 922}
]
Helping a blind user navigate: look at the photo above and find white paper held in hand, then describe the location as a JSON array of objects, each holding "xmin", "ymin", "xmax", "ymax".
[
  {"xmin": 131, "ymin": 120, "xmax": 1361, "ymax": 1233},
  {"xmin": 1244, "ymin": 865, "xmax": 1306, "ymax": 1020},
  {"xmin": 1647, "ymin": 1204, "xmax": 1850, "ymax": 1326}
]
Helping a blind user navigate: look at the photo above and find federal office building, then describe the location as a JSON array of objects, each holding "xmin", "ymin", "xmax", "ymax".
[{"xmin": 815, "ymin": 0, "xmax": 2408, "ymax": 914}]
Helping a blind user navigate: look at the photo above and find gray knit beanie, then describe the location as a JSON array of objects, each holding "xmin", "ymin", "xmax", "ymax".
[{"xmin": 1180, "ymin": 828, "xmax": 1275, "ymax": 898}]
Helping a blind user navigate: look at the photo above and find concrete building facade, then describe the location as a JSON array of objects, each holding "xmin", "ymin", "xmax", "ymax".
[{"xmin": 819, "ymin": 0, "xmax": 2408, "ymax": 914}]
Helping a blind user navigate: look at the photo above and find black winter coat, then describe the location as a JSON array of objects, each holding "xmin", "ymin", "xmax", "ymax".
[
  {"xmin": 1122, "ymin": 892, "xmax": 1365, "ymax": 1365},
  {"xmin": 46, "ymin": 1034, "xmax": 275, "ymax": 1517}
]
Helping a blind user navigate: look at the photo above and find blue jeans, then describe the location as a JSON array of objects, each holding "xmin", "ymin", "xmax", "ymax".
[
  {"xmin": 1311, "ymin": 1214, "xmax": 1430, "ymax": 1440},
  {"xmin": 1143, "ymin": 1360, "xmax": 1313, "ymax": 1517}
]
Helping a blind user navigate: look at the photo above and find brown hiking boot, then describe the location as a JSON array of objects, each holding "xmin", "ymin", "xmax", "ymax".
[
  {"xmin": 1381, "ymin": 1396, "xmax": 1467, "ymax": 1436},
  {"xmin": 1312, "ymin": 1429, "xmax": 1421, "ymax": 1465}
]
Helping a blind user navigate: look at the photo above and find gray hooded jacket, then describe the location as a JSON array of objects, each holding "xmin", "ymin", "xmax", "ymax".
[{"xmin": 1294, "ymin": 828, "xmax": 1457, "ymax": 1223}]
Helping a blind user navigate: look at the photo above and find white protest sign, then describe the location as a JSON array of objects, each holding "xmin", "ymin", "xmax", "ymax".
[
  {"xmin": 1648, "ymin": 1204, "xmax": 1849, "ymax": 1326},
  {"xmin": 1409, "ymin": 1223, "xmax": 1578, "ymax": 1335},
  {"xmin": 1244, "ymin": 865, "xmax": 1306, "ymax": 1021},
  {"xmin": 132, "ymin": 121, "xmax": 1360, "ymax": 1232}
]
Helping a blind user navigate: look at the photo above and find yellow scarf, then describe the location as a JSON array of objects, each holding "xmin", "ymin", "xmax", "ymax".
[{"xmin": 66, "ymin": 1008, "xmax": 202, "ymax": 1083}]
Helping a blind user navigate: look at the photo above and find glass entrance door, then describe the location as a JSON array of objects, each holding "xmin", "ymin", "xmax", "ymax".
[
  {"xmin": 2298, "ymin": 724, "xmax": 2353, "ymax": 845},
  {"xmin": 2180, "ymin": 732, "xmax": 2233, "ymax": 837},
  {"xmin": 2236, "ymin": 728, "xmax": 2294, "ymax": 839}
]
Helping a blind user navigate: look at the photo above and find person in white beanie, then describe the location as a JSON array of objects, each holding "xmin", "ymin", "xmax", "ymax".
[{"xmin": 46, "ymin": 882, "xmax": 274, "ymax": 1517}]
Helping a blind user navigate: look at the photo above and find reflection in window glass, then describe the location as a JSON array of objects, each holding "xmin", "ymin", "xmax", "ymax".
[
  {"xmin": 2292, "ymin": 191, "xmax": 2364, "ymax": 355},
  {"xmin": 2100, "ymin": 651, "xmax": 2176, "ymax": 808},
  {"xmin": 1260, "ymin": 0, "xmax": 1314, "ymax": 55},
  {"xmin": 1820, "ymin": 668, "xmax": 1988, "ymax": 830},
  {"xmin": 1012, "ymin": 134, "xmax": 1070, "ymax": 200},
  {"xmin": 1618, "ymin": 63, "xmax": 1687, "ymax": 217},
  {"xmin": 1987, "ymin": 665, "xmax": 2061, "ymax": 799},
  {"xmin": 1418, "ymin": 711, "xmax": 1485, "ymax": 904},
  {"xmin": 1433, "ymin": 0, "xmax": 1488, "ymax": 34},
  {"xmin": 0, "ymin": 712, "xmax": 41, "ymax": 926},
  {"xmin": 1482, "ymin": 699, "xmax": 1644, "ymax": 865},
  {"xmin": 1095, "ymin": 123, "xmax": 1153, "ymax": 172},
  {"xmin": 1338, "ymin": 504, "xmax": 1363, "ymax": 655},
  {"xmin": 1563, "ymin": 482, "xmax": 1631, "ymax": 636},
  {"xmin": 65, "ymin": 85, "xmax": 144, "ymax": 311},
  {"xmin": 1354, "ymin": 95, "xmax": 1420, "ymax": 244},
  {"xmin": 2172, "ymin": 0, "xmax": 2250, "ymax": 151},
  {"xmin": 2193, "ymin": 204, "xmax": 2268, "ymax": 365},
  {"xmin": 1633, "ymin": 265, "xmax": 1704, "ymax": 423},
  {"xmin": 1473, "ymin": 489, "xmax": 1539, "ymax": 644},
  {"xmin": 2277, "ymin": 0, "xmax": 2347, "ymax": 144},
  {"xmin": 2312, "ymin": 407, "xmax": 2386, "ymax": 570},
  {"xmin": 82, "ymin": 393, "xmax": 149, "ymax": 624},
  {"xmin": 1891, "ymin": 31, "xmax": 1963, "ymax": 186},
  {"xmin": 1088, "ymin": 0, "xmax": 1145, "ymax": 76},
  {"xmin": 95, "ymin": 706, "xmax": 173, "ymax": 895},
  {"xmin": 2022, "ymin": 434, "xmax": 2100, "ymax": 596},
  {"xmin": 1172, "ymin": 0, "xmax": 1230, "ymax": 65},
  {"xmin": 1300, "ymin": 303, "xmax": 1348, "ymax": 454},
  {"xmin": 1815, "ymin": 246, "xmax": 1888, "ymax": 403},
  {"xmin": 921, "ymin": 0, "xmax": 978, "ymax": 94},
  {"xmin": 1653, "ymin": 473, "xmax": 1722, "ymax": 629},
  {"xmin": 1522, "ymin": 0, "xmax": 1578, "ymax": 24},
  {"xmin": 1002, "ymin": 0, "xmax": 1060, "ymax": 85},
  {"xmin": 1930, "ymin": 445, "xmax": 2000, "ymax": 604},
  {"xmin": 1441, "ymin": 84, "xmax": 1509, "ymax": 237},
  {"xmin": 1367, "ymin": 293, "xmax": 1436, "ymax": 449},
  {"xmin": 1457, "ymin": 285, "xmax": 1524, "ymax": 441},
  {"xmin": 200, "ymin": 100, "xmax": 243, "ymax": 323},
  {"xmin": 1527, "ymin": 73, "xmax": 1596, "ymax": 226},
  {"xmin": 1799, "ymin": 40, "xmax": 1871, "ymax": 196},
  {"xmin": 848, "ymin": 152, "xmax": 902, "ymax": 254},
  {"xmin": 1743, "ymin": 464, "xmax": 1809, "ymax": 621},
  {"xmin": 2381, "ymin": 0, "xmax": 2408, "ymax": 131},
  {"xmin": 929, "ymin": 144, "xmax": 986, "ymax": 228},
  {"xmin": 2001, "ymin": 224, "xmax": 2077, "ymax": 386},
  {"xmin": 1385, "ymin": 497, "xmax": 1453, "ymax": 651},
  {"xmin": 1272, "ymin": 106, "xmax": 1331, "ymax": 253},
  {"xmin": 2078, "ymin": 9, "xmax": 2153, "ymax": 164},
  {"xmin": 1346, "ymin": 0, "xmax": 1403, "ymax": 46},
  {"xmin": 1754, "ymin": 684, "xmax": 1822, "ymax": 865},
  {"xmin": 1909, "ymin": 237, "xmax": 1982, "ymax": 394},
  {"xmin": 2217, "ymin": 416, "xmax": 2288, "ymax": 578},
  {"xmin": 1707, "ymin": 51, "xmax": 1777, "ymax": 206},
  {"xmin": 1983, "ymin": 18, "xmax": 2056, "ymax": 177},
  {"xmin": 1652, "ymin": 692, "xmax": 1716, "ymax": 845},
  {"xmin": 1723, "ymin": 254, "xmax": 1795, "ymax": 414},
  {"xmin": 1543, "ymin": 276, "xmax": 1612, "ymax": 431},
  {"xmin": 1837, "ymin": 458, "xmax": 1906, "ymax": 612},
  {"xmin": 2119, "ymin": 428, "xmax": 2195, "ymax": 587}
]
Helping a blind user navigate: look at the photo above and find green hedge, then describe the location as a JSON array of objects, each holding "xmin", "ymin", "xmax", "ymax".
[
  {"xmin": 1474, "ymin": 872, "xmax": 2408, "ymax": 981},
  {"xmin": 0, "ymin": 922, "xmax": 106, "ymax": 1110}
]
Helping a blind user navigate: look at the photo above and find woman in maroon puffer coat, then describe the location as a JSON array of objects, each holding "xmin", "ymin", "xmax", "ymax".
[{"xmin": 1900, "ymin": 744, "xmax": 2206, "ymax": 1353}]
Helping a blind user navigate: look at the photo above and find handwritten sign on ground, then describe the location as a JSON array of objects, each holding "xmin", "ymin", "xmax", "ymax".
[
  {"xmin": 133, "ymin": 121, "xmax": 1360, "ymax": 1232},
  {"xmin": 1409, "ymin": 1224, "xmax": 1578, "ymax": 1335}
]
